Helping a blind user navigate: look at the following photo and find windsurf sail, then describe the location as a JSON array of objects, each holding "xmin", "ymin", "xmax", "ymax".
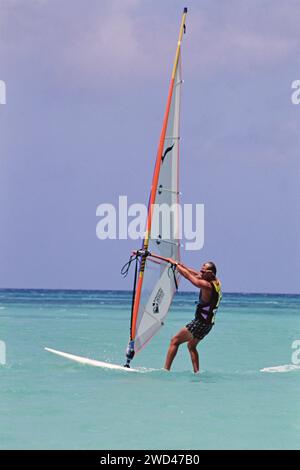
[{"xmin": 123, "ymin": 8, "xmax": 188, "ymax": 367}]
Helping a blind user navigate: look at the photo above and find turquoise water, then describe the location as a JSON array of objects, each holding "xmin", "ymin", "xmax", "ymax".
[{"xmin": 0, "ymin": 289, "xmax": 299, "ymax": 450}]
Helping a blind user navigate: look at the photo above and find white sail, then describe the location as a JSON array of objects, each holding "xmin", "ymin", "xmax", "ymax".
[
  {"xmin": 134, "ymin": 54, "xmax": 182, "ymax": 352},
  {"xmin": 126, "ymin": 9, "xmax": 188, "ymax": 362}
]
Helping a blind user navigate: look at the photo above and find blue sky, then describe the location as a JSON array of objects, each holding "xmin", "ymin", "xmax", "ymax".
[{"xmin": 0, "ymin": 0, "xmax": 299, "ymax": 293}]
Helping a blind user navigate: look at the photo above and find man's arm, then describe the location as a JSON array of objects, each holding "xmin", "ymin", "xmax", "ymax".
[
  {"xmin": 168, "ymin": 259, "xmax": 200, "ymax": 277},
  {"xmin": 178, "ymin": 263, "xmax": 200, "ymax": 277},
  {"xmin": 176, "ymin": 264, "xmax": 211, "ymax": 289}
]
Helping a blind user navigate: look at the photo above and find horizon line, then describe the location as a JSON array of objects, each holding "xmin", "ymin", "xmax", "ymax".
[{"xmin": 0, "ymin": 287, "xmax": 299, "ymax": 296}]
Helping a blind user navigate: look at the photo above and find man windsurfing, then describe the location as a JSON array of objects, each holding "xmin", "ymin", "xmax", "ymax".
[{"xmin": 164, "ymin": 261, "xmax": 222, "ymax": 373}]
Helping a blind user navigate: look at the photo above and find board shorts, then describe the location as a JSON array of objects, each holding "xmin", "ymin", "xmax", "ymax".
[{"xmin": 185, "ymin": 317, "xmax": 213, "ymax": 341}]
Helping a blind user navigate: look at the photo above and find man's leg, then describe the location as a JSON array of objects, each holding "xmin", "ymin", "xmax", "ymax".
[
  {"xmin": 187, "ymin": 338, "xmax": 200, "ymax": 373},
  {"xmin": 164, "ymin": 327, "xmax": 194, "ymax": 371}
]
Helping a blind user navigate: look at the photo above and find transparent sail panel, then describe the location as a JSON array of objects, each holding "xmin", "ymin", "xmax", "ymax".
[{"xmin": 135, "ymin": 257, "xmax": 178, "ymax": 352}]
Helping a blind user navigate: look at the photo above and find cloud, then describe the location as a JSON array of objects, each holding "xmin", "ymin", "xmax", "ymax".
[
  {"xmin": 186, "ymin": 2, "xmax": 299, "ymax": 76},
  {"xmin": 0, "ymin": 0, "xmax": 299, "ymax": 87}
]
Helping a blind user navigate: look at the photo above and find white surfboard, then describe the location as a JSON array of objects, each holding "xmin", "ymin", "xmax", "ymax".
[
  {"xmin": 260, "ymin": 364, "xmax": 300, "ymax": 373},
  {"xmin": 45, "ymin": 347, "xmax": 139, "ymax": 372}
]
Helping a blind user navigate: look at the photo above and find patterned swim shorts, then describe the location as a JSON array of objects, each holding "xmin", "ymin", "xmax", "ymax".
[{"xmin": 185, "ymin": 318, "xmax": 213, "ymax": 340}]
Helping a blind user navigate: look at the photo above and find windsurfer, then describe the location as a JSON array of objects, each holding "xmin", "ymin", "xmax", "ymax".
[{"xmin": 164, "ymin": 261, "xmax": 221, "ymax": 373}]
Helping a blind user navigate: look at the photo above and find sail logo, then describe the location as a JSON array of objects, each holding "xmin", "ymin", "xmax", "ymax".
[
  {"xmin": 291, "ymin": 340, "xmax": 300, "ymax": 365},
  {"xmin": 96, "ymin": 196, "xmax": 204, "ymax": 251},
  {"xmin": 291, "ymin": 80, "xmax": 300, "ymax": 105},
  {"xmin": 0, "ymin": 80, "xmax": 6, "ymax": 105},
  {"xmin": 152, "ymin": 288, "xmax": 164, "ymax": 314},
  {"xmin": 0, "ymin": 341, "xmax": 6, "ymax": 365}
]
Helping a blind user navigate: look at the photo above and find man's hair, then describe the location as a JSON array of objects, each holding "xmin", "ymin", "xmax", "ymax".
[{"xmin": 206, "ymin": 261, "xmax": 217, "ymax": 275}]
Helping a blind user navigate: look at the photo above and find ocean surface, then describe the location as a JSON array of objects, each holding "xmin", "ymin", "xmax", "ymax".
[{"xmin": 0, "ymin": 289, "xmax": 299, "ymax": 450}]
